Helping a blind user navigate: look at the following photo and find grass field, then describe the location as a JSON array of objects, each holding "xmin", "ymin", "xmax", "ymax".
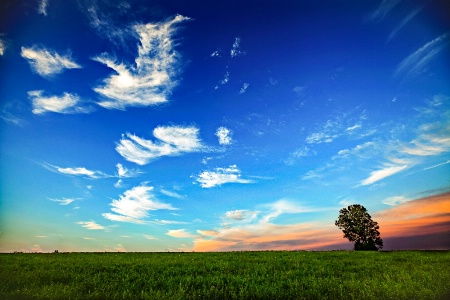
[{"xmin": 1, "ymin": 251, "xmax": 449, "ymax": 299}]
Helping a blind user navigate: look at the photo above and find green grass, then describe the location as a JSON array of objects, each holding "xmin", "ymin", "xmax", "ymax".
[{"xmin": 1, "ymin": 251, "xmax": 449, "ymax": 299}]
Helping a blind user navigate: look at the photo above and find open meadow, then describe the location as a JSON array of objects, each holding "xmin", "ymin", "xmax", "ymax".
[{"xmin": 1, "ymin": 251, "xmax": 449, "ymax": 299}]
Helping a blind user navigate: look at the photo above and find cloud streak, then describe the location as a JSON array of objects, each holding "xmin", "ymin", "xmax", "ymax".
[
  {"xmin": 361, "ymin": 164, "xmax": 408, "ymax": 186},
  {"xmin": 77, "ymin": 221, "xmax": 105, "ymax": 230},
  {"xmin": 45, "ymin": 164, "xmax": 110, "ymax": 179},
  {"xmin": 21, "ymin": 46, "xmax": 81, "ymax": 77},
  {"xmin": 50, "ymin": 198, "xmax": 77, "ymax": 205},
  {"xmin": 195, "ymin": 165, "xmax": 254, "ymax": 188},
  {"xmin": 116, "ymin": 125, "xmax": 204, "ymax": 165},
  {"xmin": 93, "ymin": 15, "xmax": 190, "ymax": 109},
  {"xmin": 394, "ymin": 32, "xmax": 449, "ymax": 80}
]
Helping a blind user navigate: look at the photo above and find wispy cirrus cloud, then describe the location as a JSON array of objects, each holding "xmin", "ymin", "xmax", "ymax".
[
  {"xmin": 49, "ymin": 198, "xmax": 77, "ymax": 205},
  {"xmin": 44, "ymin": 163, "xmax": 111, "ymax": 179},
  {"xmin": 92, "ymin": 14, "xmax": 190, "ymax": 109},
  {"xmin": 369, "ymin": 0, "xmax": 400, "ymax": 22},
  {"xmin": 160, "ymin": 189, "xmax": 184, "ymax": 199},
  {"xmin": 394, "ymin": 32, "xmax": 449, "ymax": 80},
  {"xmin": 285, "ymin": 146, "xmax": 316, "ymax": 165},
  {"xmin": 303, "ymin": 96, "xmax": 450, "ymax": 186},
  {"xmin": 359, "ymin": 97, "xmax": 450, "ymax": 185},
  {"xmin": 361, "ymin": 164, "xmax": 408, "ymax": 186},
  {"xmin": 21, "ymin": 46, "xmax": 81, "ymax": 77},
  {"xmin": 382, "ymin": 195, "xmax": 411, "ymax": 206},
  {"xmin": 215, "ymin": 127, "xmax": 233, "ymax": 145},
  {"xmin": 306, "ymin": 110, "xmax": 367, "ymax": 144},
  {"xmin": 387, "ymin": 7, "xmax": 421, "ymax": 42},
  {"xmin": 195, "ymin": 165, "xmax": 254, "ymax": 188},
  {"xmin": 38, "ymin": 0, "xmax": 49, "ymax": 16},
  {"xmin": 28, "ymin": 90, "xmax": 92, "ymax": 115},
  {"xmin": 0, "ymin": 37, "xmax": 6, "ymax": 55},
  {"xmin": 1, "ymin": 101, "xmax": 24, "ymax": 126},
  {"xmin": 116, "ymin": 125, "xmax": 204, "ymax": 165},
  {"xmin": 77, "ymin": 221, "xmax": 106, "ymax": 230},
  {"xmin": 102, "ymin": 185, "xmax": 177, "ymax": 224},
  {"xmin": 81, "ymin": 0, "xmax": 132, "ymax": 46},
  {"xmin": 166, "ymin": 229, "xmax": 197, "ymax": 238},
  {"xmin": 143, "ymin": 234, "xmax": 157, "ymax": 240},
  {"xmin": 152, "ymin": 219, "xmax": 188, "ymax": 225},
  {"xmin": 116, "ymin": 163, "xmax": 141, "ymax": 178}
]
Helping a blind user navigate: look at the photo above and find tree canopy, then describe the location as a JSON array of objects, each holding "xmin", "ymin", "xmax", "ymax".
[{"xmin": 335, "ymin": 204, "xmax": 383, "ymax": 251}]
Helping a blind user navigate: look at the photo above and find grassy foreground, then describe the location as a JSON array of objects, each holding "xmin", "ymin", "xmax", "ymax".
[{"xmin": 1, "ymin": 251, "xmax": 449, "ymax": 299}]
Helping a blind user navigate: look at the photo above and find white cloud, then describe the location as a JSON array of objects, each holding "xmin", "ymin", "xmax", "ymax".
[
  {"xmin": 114, "ymin": 179, "xmax": 123, "ymax": 188},
  {"xmin": 370, "ymin": 0, "xmax": 400, "ymax": 22},
  {"xmin": 160, "ymin": 189, "xmax": 184, "ymax": 199},
  {"xmin": 92, "ymin": 15, "xmax": 190, "ymax": 109},
  {"xmin": 116, "ymin": 125, "xmax": 204, "ymax": 165},
  {"xmin": 166, "ymin": 229, "xmax": 196, "ymax": 238},
  {"xmin": 219, "ymin": 70, "xmax": 230, "ymax": 85},
  {"xmin": 151, "ymin": 219, "xmax": 188, "ymax": 225},
  {"xmin": 424, "ymin": 160, "xmax": 450, "ymax": 171},
  {"xmin": 21, "ymin": 46, "xmax": 81, "ymax": 77},
  {"xmin": 102, "ymin": 185, "xmax": 177, "ymax": 224},
  {"xmin": 116, "ymin": 163, "xmax": 140, "ymax": 178},
  {"xmin": 401, "ymin": 122, "xmax": 450, "ymax": 156},
  {"xmin": 47, "ymin": 164, "xmax": 110, "ymax": 179},
  {"xmin": 77, "ymin": 221, "xmax": 105, "ymax": 230},
  {"xmin": 346, "ymin": 124, "xmax": 361, "ymax": 131},
  {"xmin": 215, "ymin": 127, "xmax": 233, "ymax": 145},
  {"xmin": 387, "ymin": 7, "xmax": 421, "ymax": 42},
  {"xmin": 306, "ymin": 110, "xmax": 369, "ymax": 144},
  {"xmin": 143, "ymin": 234, "xmax": 157, "ymax": 240},
  {"xmin": 49, "ymin": 198, "xmax": 77, "ymax": 205},
  {"xmin": 195, "ymin": 165, "xmax": 254, "ymax": 188},
  {"xmin": 301, "ymin": 170, "xmax": 322, "ymax": 180},
  {"xmin": 285, "ymin": 146, "xmax": 315, "ymax": 165},
  {"xmin": 239, "ymin": 83, "xmax": 249, "ymax": 94},
  {"xmin": 197, "ymin": 230, "xmax": 219, "ymax": 237},
  {"xmin": 260, "ymin": 200, "xmax": 313, "ymax": 224},
  {"xmin": 0, "ymin": 38, "xmax": 5, "ymax": 55},
  {"xmin": 225, "ymin": 210, "xmax": 258, "ymax": 221},
  {"xmin": 28, "ymin": 90, "xmax": 91, "ymax": 115},
  {"xmin": 382, "ymin": 195, "xmax": 411, "ymax": 206},
  {"xmin": 394, "ymin": 33, "xmax": 449, "ymax": 80},
  {"xmin": 38, "ymin": 0, "xmax": 49, "ymax": 16},
  {"xmin": 361, "ymin": 164, "xmax": 408, "ymax": 186},
  {"xmin": 210, "ymin": 49, "xmax": 221, "ymax": 57},
  {"xmin": 1, "ymin": 101, "xmax": 23, "ymax": 126},
  {"xmin": 230, "ymin": 37, "xmax": 245, "ymax": 57}
]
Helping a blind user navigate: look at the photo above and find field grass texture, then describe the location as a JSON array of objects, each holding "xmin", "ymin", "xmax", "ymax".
[{"xmin": 1, "ymin": 251, "xmax": 449, "ymax": 299}]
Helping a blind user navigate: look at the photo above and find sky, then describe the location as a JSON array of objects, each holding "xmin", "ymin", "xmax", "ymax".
[{"xmin": 0, "ymin": 0, "xmax": 449, "ymax": 253}]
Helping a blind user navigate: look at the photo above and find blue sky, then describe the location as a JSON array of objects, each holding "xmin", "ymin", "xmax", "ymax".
[{"xmin": 1, "ymin": 0, "xmax": 449, "ymax": 252}]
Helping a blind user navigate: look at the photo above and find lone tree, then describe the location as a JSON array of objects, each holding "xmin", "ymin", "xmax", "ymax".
[{"xmin": 335, "ymin": 204, "xmax": 383, "ymax": 251}]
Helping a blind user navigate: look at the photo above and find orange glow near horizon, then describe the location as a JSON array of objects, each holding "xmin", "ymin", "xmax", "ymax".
[{"xmin": 194, "ymin": 192, "xmax": 450, "ymax": 252}]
